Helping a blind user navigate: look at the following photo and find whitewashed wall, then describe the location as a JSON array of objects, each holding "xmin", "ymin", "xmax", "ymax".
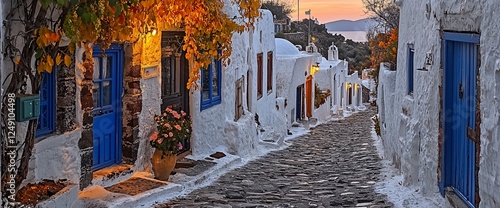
[
  {"xmin": 136, "ymin": 69, "xmax": 161, "ymax": 171},
  {"xmin": 379, "ymin": 0, "xmax": 500, "ymax": 206},
  {"xmin": 190, "ymin": 9, "xmax": 281, "ymax": 157},
  {"xmin": 275, "ymin": 39, "xmax": 318, "ymax": 128},
  {"xmin": 0, "ymin": 4, "xmax": 83, "ymax": 188}
]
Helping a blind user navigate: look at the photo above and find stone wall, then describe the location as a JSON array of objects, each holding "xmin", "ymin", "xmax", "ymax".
[
  {"xmin": 56, "ymin": 52, "xmax": 77, "ymax": 133},
  {"xmin": 379, "ymin": 0, "xmax": 500, "ymax": 207},
  {"xmin": 78, "ymin": 51, "xmax": 94, "ymax": 190},
  {"xmin": 122, "ymin": 43, "xmax": 142, "ymax": 165}
]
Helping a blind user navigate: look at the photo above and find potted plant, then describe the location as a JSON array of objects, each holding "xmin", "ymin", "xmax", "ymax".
[{"xmin": 150, "ymin": 107, "xmax": 192, "ymax": 181}]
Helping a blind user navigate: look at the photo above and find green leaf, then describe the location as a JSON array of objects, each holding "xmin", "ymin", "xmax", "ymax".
[
  {"xmin": 56, "ymin": 0, "xmax": 65, "ymax": 7},
  {"xmin": 90, "ymin": 13, "xmax": 97, "ymax": 22},
  {"xmin": 35, "ymin": 49, "xmax": 43, "ymax": 59},
  {"xmin": 70, "ymin": 0, "xmax": 78, "ymax": 6},
  {"xmin": 115, "ymin": 5, "xmax": 122, "ymax": 17},
  {"xmin": 109, "ymin": 0, "xmax": 116, "ymax": 6},
  {"xmin": 81, "ymin": 13, "xmax": 91, "ymax": 24},
  {"xmin": 77, "ymin": 7, "xmax": 84, "ymax": 16}
]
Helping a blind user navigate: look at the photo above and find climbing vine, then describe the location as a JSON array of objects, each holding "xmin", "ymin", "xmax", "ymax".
[{"xmin": 2, "ymin": 0, "xmax": 260, "ymax": 200}]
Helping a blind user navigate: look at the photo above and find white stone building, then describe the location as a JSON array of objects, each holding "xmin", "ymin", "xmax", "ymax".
[
  {"xmin": 1, "ymin": 2, "xmax": 281, "ymax": 206},
  {"xmin": 378, "ymin": 0, "xmax": 500, "ymax": 207},
  {"xmin": 274, "ymin": 38, "xmax": 319, "ymax": 128},
  {"xmin": 191, "ymin": 9, "xmax": 285, "ymax": 158},
  {"xmin": 315, "ymin": 43, "xmax": 364, "ymax": 115}
]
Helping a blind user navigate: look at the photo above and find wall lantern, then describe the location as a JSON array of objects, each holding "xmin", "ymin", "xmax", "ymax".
[
  {"xmin": 145, "ymin": 23, "xmax": 157, "ymax": 36},
  {"xmin": 347, "ymin": 83, "xmax": 352, "ymax": 89},
  {"xmin": 311, "ymin": 62, "xmax": 320, "ymax": 76}
]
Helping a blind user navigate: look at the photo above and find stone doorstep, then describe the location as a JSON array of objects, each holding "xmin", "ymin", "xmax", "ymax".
[
  {"xmin": 77, "ymin": 153, "xmax": 242, "ymax": 208},
  {"xmin": 445, "ymin": 189, "xmax": 470, "ymax": 208},
  {"xmin": 91, "ymin": 164, "xmax": 134, "ymax": 188}
]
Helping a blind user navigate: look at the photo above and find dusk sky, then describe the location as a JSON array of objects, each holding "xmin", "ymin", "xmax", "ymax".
[{"xmin": 286, "ymin": 0, "xmax": 368, "ymax": 24}]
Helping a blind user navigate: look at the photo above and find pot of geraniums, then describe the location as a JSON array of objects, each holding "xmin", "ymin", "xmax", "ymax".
[{"xmin": 150, "ymin": 107, "xmax": 192, "ymax": 181}]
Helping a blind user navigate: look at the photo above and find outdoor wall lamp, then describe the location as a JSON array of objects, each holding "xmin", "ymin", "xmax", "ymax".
[
  {"xmin": 145, "ymin": 23, "xmax": 157, "ymax": 36},
  {"xmin": 311, "ymin": 62, "xmax": 320, "ymax": 76}
]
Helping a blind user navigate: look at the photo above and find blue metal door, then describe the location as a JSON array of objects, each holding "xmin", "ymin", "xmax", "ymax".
[
  {"xmin": 442, "ymin": 32, "xmax": 479, "ymax": 207},
  {"xmin": 92, "ymin": 45, "xmax": 123, "ymax": 170}
]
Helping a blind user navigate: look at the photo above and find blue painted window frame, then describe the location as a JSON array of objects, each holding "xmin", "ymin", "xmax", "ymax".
[
  {"xmin": 407, "ymin": 45, "xmax": 414, "ymax": 95},
  {"xmin": 36, "ymin": 71, "xmax": 56, "ymax": 137},
  {"xmin": 200, "ymin": 58, "xmax": 222, "ymax": 110}
]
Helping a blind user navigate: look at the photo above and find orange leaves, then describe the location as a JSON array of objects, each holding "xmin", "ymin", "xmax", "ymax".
[
  {"xmin": 14, "ymin": 57, "xmax": 21, "ymax": 65},
  {"xmin": 64, "ymin": 55, "xmax": 72, "ymax": 67},
  {"xmin": 55, "ymin": 53, "xmax": 62, "ymax": 65},
  {"xmin": 368, "ymin": 27, "xmax": 399, "ymax": 69},
  {"xmin": 55, "ymin": 0, "xmax": 260, "ymax": 87},
  {"xmin": 36, "ymin": 27, "xmax": 61, "ymax": 48},
  {"xmin": 36, "ymin": 55, "xmax": 51, "ymax": 73}
]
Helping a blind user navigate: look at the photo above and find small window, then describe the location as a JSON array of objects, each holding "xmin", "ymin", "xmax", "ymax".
[
  {"xmin": 408, "ymin": 45, "xmax": 414, "ymax": 95},
  {"xmin": 235, "ymin": 77, "xmax": 244, "ymax": 121},
  {"xmin": 257, "ymin": 53, "xmax": 263, "ymax": 98},
  {"xmin": 201, "ymin": 58, "xmax": 222, "ymax": 110},
  {"xmin": 267, "ymin": 51, "xmax": 273, "ymax": 93},
  {"xmin": 37, "ymin": 71, "xmax": 56, "ymax": 137}
]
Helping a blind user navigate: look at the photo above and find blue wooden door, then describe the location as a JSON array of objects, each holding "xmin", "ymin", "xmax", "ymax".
[
  {"xmin": 92, "ymin": 45, "xmax": 123, "ymax": 170},
  {"xmin": 442, "ymin": 32, "xmax": 479, "ymax": 207}
]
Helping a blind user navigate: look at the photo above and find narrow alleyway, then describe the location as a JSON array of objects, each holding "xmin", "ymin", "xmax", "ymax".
[{"xmin": 158, "ymin": 107, "xmax": 393, "ymax": 208}]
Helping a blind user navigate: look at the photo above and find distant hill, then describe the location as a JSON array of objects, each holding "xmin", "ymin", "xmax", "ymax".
[{"xmin": 325, "ymin": 18, "xmax": 377, "ymax": 31}]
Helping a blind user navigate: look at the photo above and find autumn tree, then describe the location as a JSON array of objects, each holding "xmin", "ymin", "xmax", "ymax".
[
  {"xmin": 367, "ymin": 27, "xmax": 398, "ymax": 70},
  {"xmin": 363, "ymin": 0, "xmax": 399, "ymax": 70},
  {"xmin": 1, "ymin": 0, "xmax": 260, "ymax": 200},
  {"xmin": 362, "ymin": 0, "xmax": 399, "ymax": 32}
]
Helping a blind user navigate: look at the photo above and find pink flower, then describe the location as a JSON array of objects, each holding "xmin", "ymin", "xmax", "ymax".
[
  {"xmin": 173, "ymin": 113, "xmax": 181, "ymax": 119},
  {"xmin": 157, "ymin": 138, "xmax": 163, "ymax": 144},
  {"xmin": 178, "ymin": 142, "xmax": 183, "ymax": 150},
  {"xmin": 181, "ymin": 111, "xmax": 186, "ymax": 116},
  {"xmin": 163, "ymin": 113, "xmax": 167, "ymax": 116},
  {"xmin": 150, "ymin": 132, "xmax": 158, "ymax": 141},
  {"xmin": 174, "ymin": 125, "xmax": 182, "ymax": 130},
  {"xmin": 163, "ymin": 133, "xmax": 169, "ymax": 138},
  {"xmin": 169, "ymin": 132, "xmax": 173, "ymax": 137},
  {"xmin": 164, "ymin": 123, "xmax": 171, "ymax": 128}
]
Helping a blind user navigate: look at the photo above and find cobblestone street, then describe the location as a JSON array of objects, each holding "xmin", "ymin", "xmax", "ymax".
[{"xmin": 158, "ymin": 107, "xmax": 393, "ymax": 208}]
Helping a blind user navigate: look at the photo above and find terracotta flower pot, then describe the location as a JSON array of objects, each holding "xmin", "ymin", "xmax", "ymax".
[{"xmin": 151, "ymin": 149, "xmax": 177, "ymax": 181}]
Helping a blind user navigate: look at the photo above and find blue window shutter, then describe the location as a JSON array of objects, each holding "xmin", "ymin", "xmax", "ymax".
[
  {"xmin": 200, "ymin": 58, "xmax": 222, "ymax": 110},
  {"xmin": 408, "ymin": 47, "xmax": 414, "ymax": 95},
  {"xmin": 36, "ymin": 71, "xmax": 56, "ymax": 137}
]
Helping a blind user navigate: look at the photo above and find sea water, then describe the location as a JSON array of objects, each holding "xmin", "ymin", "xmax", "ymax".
[{"xmin": 328, "ymin": 31, "xmax": 368, "ymax": 43}]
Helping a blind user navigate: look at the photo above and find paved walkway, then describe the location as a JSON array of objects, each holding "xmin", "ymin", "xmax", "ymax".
[{"xmin": 158, "ymin": 107, "xmax": 393, "ymax": 208}]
